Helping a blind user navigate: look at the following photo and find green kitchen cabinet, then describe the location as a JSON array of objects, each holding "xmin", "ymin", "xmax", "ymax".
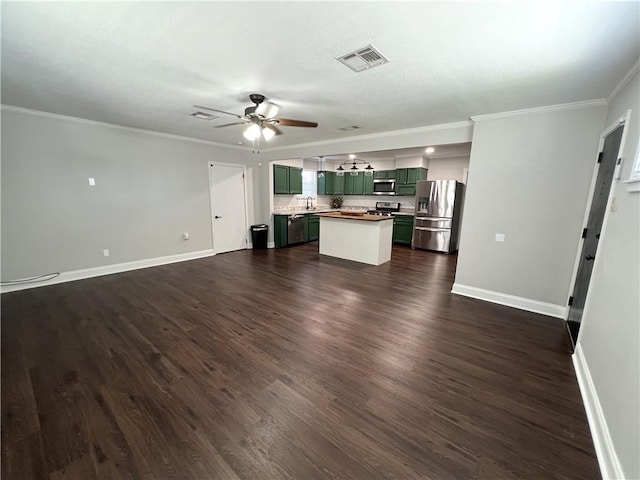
[
  {"xmin": 308, "ymin": 215, "xmax": 320, "ymax": 241},
  {"xmin": 289, "ymin": 167, "xmax": 303, "ymax": 194},
  {"xmin": 274, "ymin": 215, "xmax": 289, "ymax": 248},
  {"xmin": 393, "ymin": 215, "xmax": 414, "ymax": 245},
  {"xmin": 317, "ymin": 171, "xmax": 335, "ymax": 195},
  {"xmin": 407, "ymin": 167, "xmax": 427, "ymax": 184},
  {"xmin": 334, "ymin": 173, "xmax": 345, "ymax": 195},
  {"xmin": 363, "ymin": 172, "xmax": 374, "ymax": 195},
  {"xmin": 374, "ymin": 170, "xmax": 396, "ymax": 179},
  {"xmin": 344, "ymin": 172, "xmax": 364, "ymax": 195},
  {"xmin": 273, "ymin": 165, "xmax": 290, "ymax": 194},
  {"xmin": 273, "ymin": 165, "xmax": 303, "ymax": 194},
  {"xmin": 395, "ymin": 167, "xmax": 427, "ymax": 195}
]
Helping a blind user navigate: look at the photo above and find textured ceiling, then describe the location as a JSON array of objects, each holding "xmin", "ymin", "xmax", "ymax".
[{"xmin": 2, "ymin": 2, "xmax": 639, "ymax": 150}]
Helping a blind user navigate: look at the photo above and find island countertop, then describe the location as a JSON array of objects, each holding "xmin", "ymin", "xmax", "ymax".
[{"xmin": 314, "ymin": 212, "xmax": 394, "ymax": 222}]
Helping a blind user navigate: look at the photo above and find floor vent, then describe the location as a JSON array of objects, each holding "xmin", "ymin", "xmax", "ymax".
[{"xmin": 336, "ymin": 44, "xmax": 389, "ymax": 72}]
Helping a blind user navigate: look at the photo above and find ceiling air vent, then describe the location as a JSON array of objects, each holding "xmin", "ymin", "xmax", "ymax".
[
  {"xmin": 338, "ymin": 125, "xmax": 361, "ymax": 131},
  {"xmin": 336, "ymin": 44, "xmax": 389, "ymax": 72}
]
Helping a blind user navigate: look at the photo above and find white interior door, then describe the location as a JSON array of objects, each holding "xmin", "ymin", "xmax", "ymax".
[{"xmin": 209, "ymin": 163, "xmax": 248, "ymax": 254}]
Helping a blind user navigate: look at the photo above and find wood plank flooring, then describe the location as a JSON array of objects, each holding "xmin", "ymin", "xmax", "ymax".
[{"xmin": 2, "ymin": 244, "xmax": 600, "ymax": 479}]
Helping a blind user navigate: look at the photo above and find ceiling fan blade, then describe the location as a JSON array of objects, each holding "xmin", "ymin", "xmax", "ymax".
[
  {"xmin": 275, "ymin": 118, "xmax": 318, "ymax": 128},
  {"xmin": 214, "ymin": 122, "xmax": 248, "ymax": 128},
  {"xmin": 193, "ymin": 105, "xmax": 242, "ymax": 119},
  {"xmin": 270, "ymin": 125, "xmax": 283, "ymax": 136}
]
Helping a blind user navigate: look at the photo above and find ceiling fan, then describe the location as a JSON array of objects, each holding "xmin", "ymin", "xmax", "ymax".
[{"xmin": 194, "ymin": 94, "xmax": 318, "ymax": 142}]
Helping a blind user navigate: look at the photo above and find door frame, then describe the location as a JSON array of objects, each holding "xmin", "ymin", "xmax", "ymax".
[
  {"xmin": 208, "ymin": 161, "xmax": 250, "ymax": 255},
  {"xmin": 565, "ymin": 110, "xmax": 632, "ymax": 321}
]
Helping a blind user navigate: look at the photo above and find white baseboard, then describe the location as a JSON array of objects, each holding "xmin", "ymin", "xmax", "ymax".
[
  {"xmin": 573, "ymin": 344, "xmax": 625, "ymax": 480},
  {"xmin": 1, "ymin": 249, "xmax": 214, "ymax": 294},
  {"xmin": 451, "ymin": 283, "xmax": 566, "ymax": 318}
]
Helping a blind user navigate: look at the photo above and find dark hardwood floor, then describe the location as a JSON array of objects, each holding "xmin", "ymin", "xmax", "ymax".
[{"xmin": 2, "ymin": 243, "xmax": 599, "ymax": 479}]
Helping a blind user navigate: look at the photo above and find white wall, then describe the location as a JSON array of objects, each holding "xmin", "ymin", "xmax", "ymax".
[
  {"xmin": 1, "ymin": 108, "xmax": 254, "ymax": 282},
  {"xmin": 577, "ymin": 69, "xmax": 640, "ymax": 479},
  {"xmin": 427, "ymin": 156, "xmax": 470, "ymax": 183},
  {"xmin": 453, "ymin": 104, "xmax": 607, "ymax": 314}
]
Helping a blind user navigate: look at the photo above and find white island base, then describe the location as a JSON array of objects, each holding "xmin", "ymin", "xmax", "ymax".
[{"xmin": 317, "ymin": 214, "xmax": 394, "ymax": 266}]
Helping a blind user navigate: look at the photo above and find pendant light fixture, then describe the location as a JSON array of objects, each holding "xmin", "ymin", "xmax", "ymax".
[{"xmin": 335, "ymin": 153, "xmax": 373, "ymax": 172}]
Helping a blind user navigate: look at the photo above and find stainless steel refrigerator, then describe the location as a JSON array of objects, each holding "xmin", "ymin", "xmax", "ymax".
[{"xmin": 412, "ymin": 180, "xmax": 464, "ymax": 253}]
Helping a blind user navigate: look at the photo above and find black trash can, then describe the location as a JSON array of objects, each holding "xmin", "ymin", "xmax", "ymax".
[{"xmin": 250, "ymin": 224, "xmax": 269, "ymax": 249}]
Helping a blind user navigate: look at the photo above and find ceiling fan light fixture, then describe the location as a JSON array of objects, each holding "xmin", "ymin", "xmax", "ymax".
[
  {"xmin": 350, "ymin": 164, "xmax": 358, "ymax": 170},
  {"xmin": 243, "ymin": 123, "xmax": 261, "ymax": 141},
  {"xmin": 256, "ymin": 102, "xmax": 279, "ymax": 119},
  {"xmin": 261, "ymin": 125, "xmax": 276, "ymax": 141}
]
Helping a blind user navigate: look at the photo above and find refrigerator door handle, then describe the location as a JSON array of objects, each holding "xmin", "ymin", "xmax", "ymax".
[{"xmin": 415, "ymin": 226, "xmax": 450, "ymax": 232}]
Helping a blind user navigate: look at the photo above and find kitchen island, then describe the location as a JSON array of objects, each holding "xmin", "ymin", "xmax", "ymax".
[{"xmin": 315, "ymin": 212, "xmax": 394, "ymax": 266}]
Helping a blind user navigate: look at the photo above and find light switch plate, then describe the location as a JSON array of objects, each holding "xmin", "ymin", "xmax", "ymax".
[
  {"xmin": 103, "ymin": 248, "xmax": 110, "ymax": 257},
  {"xmin": 88, "ymin": 177, "xmax": 96, "ymax": 186},
  {"xmin": 495, "ymin": 233, "xmax": 506, "ymax": 242}
]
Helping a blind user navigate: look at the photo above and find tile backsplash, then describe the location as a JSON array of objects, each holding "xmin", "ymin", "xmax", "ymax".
[{"xmin": 273, "ymin": 194, "xmax": 415, "ymax": 213}]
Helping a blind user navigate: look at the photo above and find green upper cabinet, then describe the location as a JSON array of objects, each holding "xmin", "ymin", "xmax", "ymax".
[
  {"xmin": 289, "ymin": 167, "xmax": 303, "ymax": 194},
  {"xmin": 273, "ymin": 165, "xmax": 303, "ymax": 194},
  {"xmin": 374, "ymin": 170, "xmax": 396, "ymax": 179},
  {"xmin": 407, "ymin": 167, "xmax": 427, "ymax": 184},
  {"xmin": 317, "ymin": 171, "xmax": 335, "ymax": 196},
  {"xmin": 363, "ymin": 172, "xmax": 374, "ymax": 195},
  {"xmin": 334, "ymin": 173, "xmax": 345, "ymax": 195},
  {"xmin": 273, "ymin": 165, "xmax": 290, "ymax": 194},
  {"xmin": 395, "ymin": 167, "xmax": 427, "ymax": 195},
  {"xmin": 344, "ymin": 172, "xmax": 364, "ymax": 195}
]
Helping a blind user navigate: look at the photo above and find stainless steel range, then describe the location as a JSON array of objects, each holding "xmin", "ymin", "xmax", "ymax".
[{"xmin": 367, "ymin": 201, "xmax": 400, "ymax": 216}]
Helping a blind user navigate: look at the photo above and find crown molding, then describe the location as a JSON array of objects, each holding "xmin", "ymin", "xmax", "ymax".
[
  {"xmin": 0, "ymin": 104, "xmax": 250, "ymax": 151},
  {"xmin": 470, "ymin": 99, "xmax": 608, "ymax": 123},
  {"xmin": 263, "ymin": 120, "xmax": 474, "ymax": 153},
  {"xmin": 607, "ymin": 58, "xmax": 640, "ymax": 104}
]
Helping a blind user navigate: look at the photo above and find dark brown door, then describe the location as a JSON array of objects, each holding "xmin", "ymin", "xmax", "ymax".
[{"xmin": 567, "ymin": 124, "xmax": 624, "ymax": 348}]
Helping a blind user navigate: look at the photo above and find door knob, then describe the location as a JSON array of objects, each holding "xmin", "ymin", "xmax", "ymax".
[
  {"xmin": 214, "ymin": 215, "xmax": 222, "ymax": 219},
  {"xmin": 585, "ymin": 255, "xmax": 595, "ymax": 261}
]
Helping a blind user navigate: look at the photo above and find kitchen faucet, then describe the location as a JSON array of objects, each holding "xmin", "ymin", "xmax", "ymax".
[{"xmin": 306, "ymin": 196, "xmax": 313, "ymax": 210}]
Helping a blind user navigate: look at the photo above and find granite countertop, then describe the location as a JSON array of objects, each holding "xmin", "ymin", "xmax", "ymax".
[{"xmin": 315, "ymin": 212, "xmax": 393, "ymax": 222}]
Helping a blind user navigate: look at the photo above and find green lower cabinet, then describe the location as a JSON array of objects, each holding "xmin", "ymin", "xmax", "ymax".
[
  {"xmin": 274, "ymin": 215, "xmax": 289, "ymax": 248},
  {"xmin": 334, "ymin": 173, "xmax": 345, "ymax": 195},
  {"xmin": 393, "ymin": 215, "xmax": 414, "ymax": 245},
  {"xmin": 308, "ymin": 215, "xmax": 319, "ymax": 241}
]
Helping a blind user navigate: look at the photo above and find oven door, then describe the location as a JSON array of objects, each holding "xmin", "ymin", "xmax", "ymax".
[{"xmin": 373, "ymin": 179, "xmax": 396, "ymax": 195}]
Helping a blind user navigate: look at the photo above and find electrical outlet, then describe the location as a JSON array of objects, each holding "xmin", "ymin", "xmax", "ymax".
[
  {"xmin": 88, "ymin": 177, "xmax": 96, "ymax": 186},
  {"xmin": 103, "ymin": 248, "xmax": 110, "ymax": 257},
  {"xmin": 183, "ymin": 232, "xmax": 190, "ymax": 240},
  {"xmin": 495, "ymin": 233, "xmax": 506, "ymax": 242}
]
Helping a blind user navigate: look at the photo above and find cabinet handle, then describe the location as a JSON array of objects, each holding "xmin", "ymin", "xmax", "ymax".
[{"xmin": 214, "ymin": 216, "xmax": 222, "ymax": 219}]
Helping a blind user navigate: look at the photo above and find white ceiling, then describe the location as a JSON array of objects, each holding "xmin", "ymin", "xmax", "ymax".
[{"xmin": 2, "ymin": 2, "xmax": 638, "ymax": 150}]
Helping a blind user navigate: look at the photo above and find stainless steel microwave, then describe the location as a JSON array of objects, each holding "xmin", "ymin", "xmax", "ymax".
[{"xmin": 373, "ymin": 179, "xmax": 396, "ymax": 195}]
